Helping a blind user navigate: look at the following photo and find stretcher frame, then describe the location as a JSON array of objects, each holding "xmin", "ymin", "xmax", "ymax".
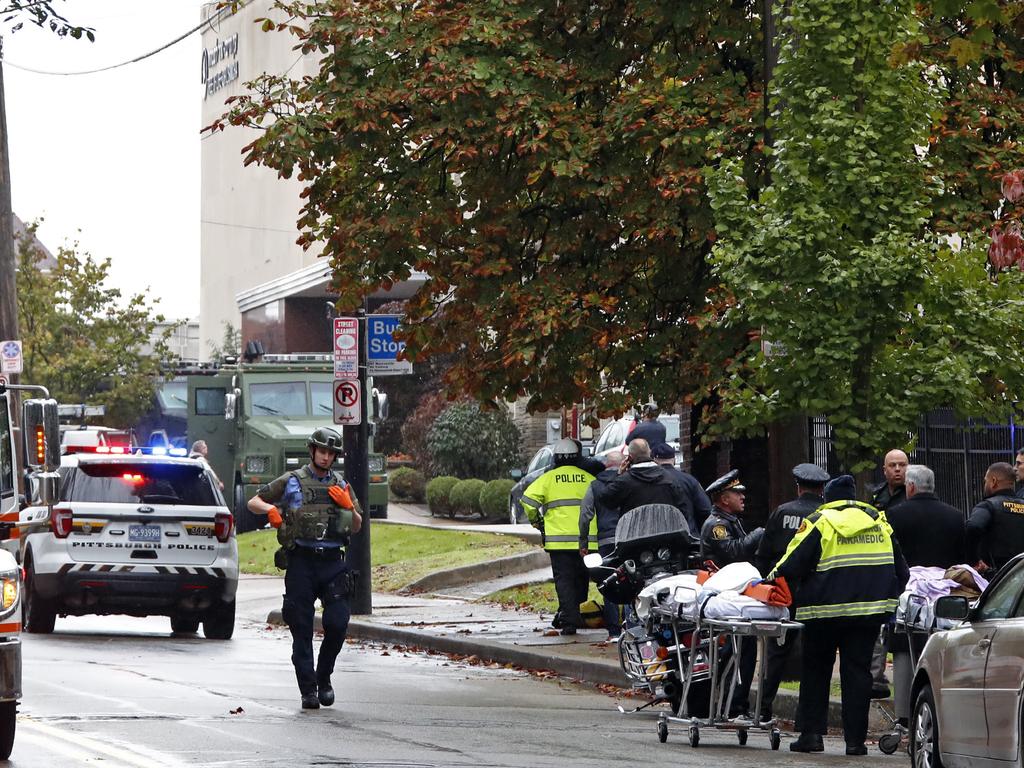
[
  {"xmin": 656, "ymin": 609, "xmax": 803, "ymax": 750},
  {"xmin": 876, "ymin": 593, "xmax": 943, "ymax": 755}
]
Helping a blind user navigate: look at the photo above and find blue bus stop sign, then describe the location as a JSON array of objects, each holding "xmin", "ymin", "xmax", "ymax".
[{"xmin": 366, "ymin": 315, "xmax": 413, "ymax": 376}]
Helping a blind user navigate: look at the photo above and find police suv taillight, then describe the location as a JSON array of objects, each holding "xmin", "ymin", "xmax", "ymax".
[
  {"xmin": 51, "ymin": 507, "xmax": 73, "ymax": 538},
  {"xmin": 214, "ymin": 512, "xmax": 233, "ymax": 543}
]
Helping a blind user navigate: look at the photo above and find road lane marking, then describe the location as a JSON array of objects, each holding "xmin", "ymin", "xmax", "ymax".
[{"xmin": 18, "ymin": 716, "xmax": 183, "ymax": 767}]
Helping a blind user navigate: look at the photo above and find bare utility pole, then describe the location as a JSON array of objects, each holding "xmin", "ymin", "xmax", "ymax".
[{"xmin": 0, "ymin": 46, "xmax": 19, "ymax": 347}]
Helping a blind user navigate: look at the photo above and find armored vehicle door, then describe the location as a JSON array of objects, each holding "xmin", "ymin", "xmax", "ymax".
[{"xmin": 186, "ymin": 374, "xmax": 234, "ymax": 499}]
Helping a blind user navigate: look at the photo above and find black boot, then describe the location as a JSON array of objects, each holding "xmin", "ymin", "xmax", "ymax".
[
  {"xmin": 789, "ymin": 733, "xmax": 824, "ymax": 752},
  {"xmin": 318, "ymin": 680, "xmax": 335, "ymax": 707},
  {"xmin": 301, "ymin": 692, "xmax": 320, "ymax": 710}
]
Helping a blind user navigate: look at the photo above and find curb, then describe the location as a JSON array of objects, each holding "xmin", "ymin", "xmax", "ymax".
[
  {"xmin": 400, "ymin": 550, "xmax": 550, "ymax": 592},
  {"xmin": 265, "ymin": 609, "xmax": 887, "ymax": 733}
]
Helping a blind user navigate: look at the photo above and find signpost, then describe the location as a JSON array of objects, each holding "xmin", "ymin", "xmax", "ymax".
[
  {"xmin": 366, "ymin": 315, "xmax": 412, "ymax": 376},
  {"xmin": 333, "ymin": 318, "xmax": 358, "ymax": 379}
]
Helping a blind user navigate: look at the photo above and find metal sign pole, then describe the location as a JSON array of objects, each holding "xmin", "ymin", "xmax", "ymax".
[{"xmin": 345, "ymin": 307, "xmax": 372, "ymax": 615}]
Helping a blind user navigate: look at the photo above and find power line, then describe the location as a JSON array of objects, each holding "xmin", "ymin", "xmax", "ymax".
[{"xmin": 2, "ymin": 9, "xmax": 228, "ymax": 76}]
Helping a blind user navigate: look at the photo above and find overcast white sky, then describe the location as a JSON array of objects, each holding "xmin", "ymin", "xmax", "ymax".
[{"xmin": 5, "ymin": 0, "xmax": 210, "ymax": 321}]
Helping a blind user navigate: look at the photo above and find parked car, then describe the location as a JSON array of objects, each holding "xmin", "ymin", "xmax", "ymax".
[
  {"xmin": 910, "ymin": 554, "xmax": 1024, "ymax": 767},
  {"xmin": 15, "ymin": 452, "xmax": 238, "ymax": 638},
  {"xmin": 508, "ymin": 445, "xmax": 555, "ymax": 524},
  {"xmin": 592, "ymin": 414, "xmax": 681, "ymax": 465}
]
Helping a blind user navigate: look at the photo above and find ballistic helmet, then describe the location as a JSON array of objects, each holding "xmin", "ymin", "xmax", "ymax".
[
  {"xmin": 308, "ymin": 427, "xmax": 344, "ymax": 455},
  {"xmin": 552, "ymin": 438, "xmax": 581, "ymax": 466}
]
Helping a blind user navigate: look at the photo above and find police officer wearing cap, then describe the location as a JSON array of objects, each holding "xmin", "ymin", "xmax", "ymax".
[
  {"xmin": 701, "ymin": 470, "xmax": 764, "ymax": 718},
  {"xmin": 247, "ymin": 427, "xmax": 362, "ymax": 710},
  {"xmin": 700, "ymin": 470, "xmax": 764, "ymax": 567},
  {"xmin": 753, "ymin": 462, "xmax": 828, "ymax": 724}
]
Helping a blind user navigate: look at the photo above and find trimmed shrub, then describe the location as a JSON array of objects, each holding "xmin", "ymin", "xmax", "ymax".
[
  {"xmin": 427, "ymin": 402, "xmax": 521, "ymax": 479},
  {"xmin": 389, "ymin": 467, "xmax": 426, "ymax": 502},
  {"xmin": 425, "ymin": 475, "xmax": 459, "ymax": 516},
  {"xmin": 449, "ymin": 479, "xmax": 486, "ymax": 517},
  {"xmin": 400, "ymin": 392, "xmax": 450, "ymax": 474},
  {"xmin": 480, "ymin": 478, "xmax": 516, "ymax": 521}
]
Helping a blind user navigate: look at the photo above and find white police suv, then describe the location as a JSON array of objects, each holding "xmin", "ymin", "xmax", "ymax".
[{"xmin": 15, "ymin": 451, "xmax": 238, "ymax": 638}]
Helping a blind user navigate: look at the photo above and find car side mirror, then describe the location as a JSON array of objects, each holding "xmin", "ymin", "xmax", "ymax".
[
  {"xmin": 510, "ymin": 469, "xmax": 523, "ymax": 481},
  {"xmin": 935, "ymin": 595, "xmax": 970, "ymax": 620}
]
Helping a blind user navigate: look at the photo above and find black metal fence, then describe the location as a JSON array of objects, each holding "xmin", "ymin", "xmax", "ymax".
[{"xmin": 809, "ymin": 409, "xmax": 1022, "ymax": 515}]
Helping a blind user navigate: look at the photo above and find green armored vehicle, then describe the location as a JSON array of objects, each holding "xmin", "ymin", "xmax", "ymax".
[{"xmin": 186, "ymin": 355, "xmax": 388, "ymax": 532}]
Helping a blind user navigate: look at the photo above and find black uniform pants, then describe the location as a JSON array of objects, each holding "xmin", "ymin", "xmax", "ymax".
[
  {"xmin": 281, "ymin": 548, "xmax": 352, "ymax": 695},
  {"xmin": 549, "ymin": 549, "xmax": 588, "ymax": 629},
  {"xmin": 758, "ymin": 633, "xmax": 801, "ymax": 720},
  {"xmin": 597, "ymin": 544, "xmax": 621, "ymax": 636},
  {"xmin": 796, "ymin": 621, "xmax": 879, "ymax": 745}
]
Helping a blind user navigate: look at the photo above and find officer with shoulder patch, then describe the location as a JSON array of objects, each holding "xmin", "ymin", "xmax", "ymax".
[
  {"xmin": 966, "ymin": 461, "xmax": 1024, "ymax": 573},
  {"xmin": 700, "ymin": 470, "xmax": 764, "ymax": 567},
  {"xmin": 753, "ymin": 462, "xmax": 828, "ymax": 724},
  {"xmin": 246, "ymin": 427, "xmax": 362, "ymax": 710},
  {"xmin": 700, "ymin": 470, "xmax": 764, "ymax": 719}
]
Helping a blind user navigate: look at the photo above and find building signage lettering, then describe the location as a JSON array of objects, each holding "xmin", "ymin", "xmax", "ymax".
[{"xmin": 201, "ymin": 33, "xmax": 240, "ymax": 100}]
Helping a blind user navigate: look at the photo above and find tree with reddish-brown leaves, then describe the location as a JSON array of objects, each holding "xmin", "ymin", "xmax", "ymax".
[{"xmin": 215, "ymin": 0, "xmax": 764, "ymax": 418}]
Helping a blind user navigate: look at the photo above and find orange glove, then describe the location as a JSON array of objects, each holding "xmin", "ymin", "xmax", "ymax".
[
  {"xmin": 328, "ymin": 484, "xmax": 353, "ymax": 509},
  {"xmin": 267, "ymin": 506, "xmax": 283, "ymax": 529}
]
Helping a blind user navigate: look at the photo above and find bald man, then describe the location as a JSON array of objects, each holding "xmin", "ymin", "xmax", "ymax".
[{"xmin": 872, "ymin": 449, "xmax": 908, "ymax": 512}]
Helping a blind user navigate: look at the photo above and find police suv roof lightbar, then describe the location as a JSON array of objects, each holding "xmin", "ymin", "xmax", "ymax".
[{"xmin": 258, "ymin": 354, "xmax": 332, "ymax": 363}]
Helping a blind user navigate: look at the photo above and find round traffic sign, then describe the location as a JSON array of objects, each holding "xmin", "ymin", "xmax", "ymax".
[
  {"xmin": 1, "ymin": 342, "xmax": 19, "ymax": 359},
  {"xmin": 335, "ymin": 381, "xmax": 359, "ymax": 407}
]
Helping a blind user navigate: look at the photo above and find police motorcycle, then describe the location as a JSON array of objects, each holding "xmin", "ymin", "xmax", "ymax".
[{"xmin": 585, "ymin": 504, "xmax": 712, "ymax": 716}]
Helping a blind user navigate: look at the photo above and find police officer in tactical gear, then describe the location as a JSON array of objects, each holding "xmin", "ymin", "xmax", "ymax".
[
  {"xmin": 521, "ymin": 438, "xmax": 597, "ymax": 635},
  {"xmin": 966, "ymin": 461, "xmax": 1024, "ymax": 573},
  {"xmin": 247, "ymin": 426, "xmax": 362, "ymax": 710},
  {"xmin": 700, "ymin": 470, "xmax": 764, "ymax": 719},
  {"xmin": 753, "ymin": 463, "xmax": 828, "ymax": 723}
]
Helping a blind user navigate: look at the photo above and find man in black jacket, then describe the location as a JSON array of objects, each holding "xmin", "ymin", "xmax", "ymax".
[
  {"xmin": 600, "ymin": 439, "xmax": 698, "ymax": 534},
  {"xmin": 578, "ymin": 450, "xmax": 625, "ymax": 638},
  {"xmin": 966, "ymin": 462, "xmax": 1024, "ymax": 572},
  {"xmin": 887, "ymin": 465, "xmax": 964, "ymax": 569},
  {"xmin": 1015, "ymin": 448, "xmax": 1024, "ymax": 498},
  {"xmin": 885, "ymin": 463, "xmax": 965, "ymax": 727},
  {"xmin": 754, "ymin": 462, "xmax": 828, "ymax": 724},
  {"xmin": 651, "ymin": 442, "xmax": 712, "ymax": 529}
]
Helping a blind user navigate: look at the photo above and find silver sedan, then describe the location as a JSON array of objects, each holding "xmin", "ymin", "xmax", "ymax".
[{"xmin": 911, "ymin": 555, "xmax": 1024, "ymax": 768}]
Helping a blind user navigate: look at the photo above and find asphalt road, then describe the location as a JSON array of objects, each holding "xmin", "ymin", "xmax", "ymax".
[{"xmin": 8, "ymin": 614, "xmax": 898, "ymax": 767}]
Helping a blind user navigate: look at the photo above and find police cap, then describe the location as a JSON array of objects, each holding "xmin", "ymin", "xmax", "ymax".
[
  {"xmin": 792, "ymin": 463, "xmax": 829, "ymax": 485},
  {"xmin": 651, "ymin": 442, "xmax": 676, "ymax": 460},
  {"xmin": 705, "ymin": 469, "xmax": 745, "ymax": 496}
]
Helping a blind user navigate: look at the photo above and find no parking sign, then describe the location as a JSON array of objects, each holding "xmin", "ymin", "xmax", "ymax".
[{"xmin": 333, "ymin": 380, "xmax": 361, "ymax": 425}]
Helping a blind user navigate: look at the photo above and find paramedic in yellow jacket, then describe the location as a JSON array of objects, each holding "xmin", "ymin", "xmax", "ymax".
[
  {"xmin": 769, "ymin": 474, "xmax": 909, "ymax": 756},
  {"xmin": 521, "ymin": 438, "xmax": 598, "ymax": 635}
]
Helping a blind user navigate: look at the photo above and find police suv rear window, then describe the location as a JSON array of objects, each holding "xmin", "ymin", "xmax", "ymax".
[{"xmin": 64, "ymin": 463, "xmax": 220, "ymax": 506}]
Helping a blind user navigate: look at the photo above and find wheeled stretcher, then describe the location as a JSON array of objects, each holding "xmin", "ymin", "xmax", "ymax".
[{"xmin": 654, "ymin": 607, "xmax": 802, "ymax": 749}]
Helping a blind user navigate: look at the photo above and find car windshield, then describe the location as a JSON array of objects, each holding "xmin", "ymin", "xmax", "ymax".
[
  {"xmin": 310, "ymin": 382, "xmax": 333, "ymax": 415},
  {"xmin": 64, "ymin": 463, "xmax": 221, "ymax": 506},
  {"xmin": 249, "ymin": 381, "xmax": 308, "ymax": 416},
  {"xmin": 156, "ymin": 380, "xmax": 188, "ymax": 410},
  {"xmin": 661, "ymin": 418, "xmax": 680, "ymax": 443}
]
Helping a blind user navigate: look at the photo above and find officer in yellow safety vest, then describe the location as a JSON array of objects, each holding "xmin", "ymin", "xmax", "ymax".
[
  {"xmin": 768, "ymin": 474, "xmax": 908, "ymax": 756},
  {"xmin": 521, "ymin": 438, "xmax": 598, "ymax": 635}
]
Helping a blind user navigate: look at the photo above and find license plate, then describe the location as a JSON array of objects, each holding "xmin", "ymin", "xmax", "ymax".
[{"xmin": 129, "ymin": 524, "xmax": 161, "ymax": 542}]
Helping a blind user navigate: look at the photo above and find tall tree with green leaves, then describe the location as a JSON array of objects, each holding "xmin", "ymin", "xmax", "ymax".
[
  {"xmin": 215, "ymin": 0, "xmax": 765, "ymax": 417},
  {"xmin": 708, "ymin": 0, "xmax": 1024, "ymax": 471},
  {"xmin": 16, "ymin": 225, "xmax": 170, "ymax": 427}
]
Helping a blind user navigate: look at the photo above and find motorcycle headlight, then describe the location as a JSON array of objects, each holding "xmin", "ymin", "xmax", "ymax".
[
  {"xmin": 245, "ymin": 455, "xmax": 271, "ymax": 474},
  {"xmin": 0, "ymin": 569, "xmax": 19, "ymax": 621},
  {"xmin": 639, "ymin": 550, "xmax": 654, "ymax": 565},
  {"xmin": 657, "ymin": 548, "xmax": 672, "ymax": 561}
]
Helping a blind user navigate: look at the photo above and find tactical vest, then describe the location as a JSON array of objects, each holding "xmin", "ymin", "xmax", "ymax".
[
  {"xmin": 277, "ymin": 466, "xmax": 353, "ymax": 550},
  {"xmin": 982, "ymin": 494, "xmax": 1024, "ymax": 565}
]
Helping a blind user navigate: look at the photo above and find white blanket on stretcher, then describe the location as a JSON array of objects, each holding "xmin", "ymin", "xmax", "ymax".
[{"xmin": 701, "ymin": 591, "xmax": 790, "ymax": 620}]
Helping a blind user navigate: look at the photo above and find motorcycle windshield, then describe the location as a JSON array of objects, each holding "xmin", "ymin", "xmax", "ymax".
[{"xmin": 614, "ymin": 504, "xmax": 690, "ymax": 551}]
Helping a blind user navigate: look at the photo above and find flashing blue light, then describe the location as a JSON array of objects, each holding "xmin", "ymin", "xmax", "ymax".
[
  {"xmin": 150, "ymin": 446, "xmax": 168, "ymax": 456},
  {"xmin": 169, "ymin": 448, "xmax": 188, "ymax": 457}
]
